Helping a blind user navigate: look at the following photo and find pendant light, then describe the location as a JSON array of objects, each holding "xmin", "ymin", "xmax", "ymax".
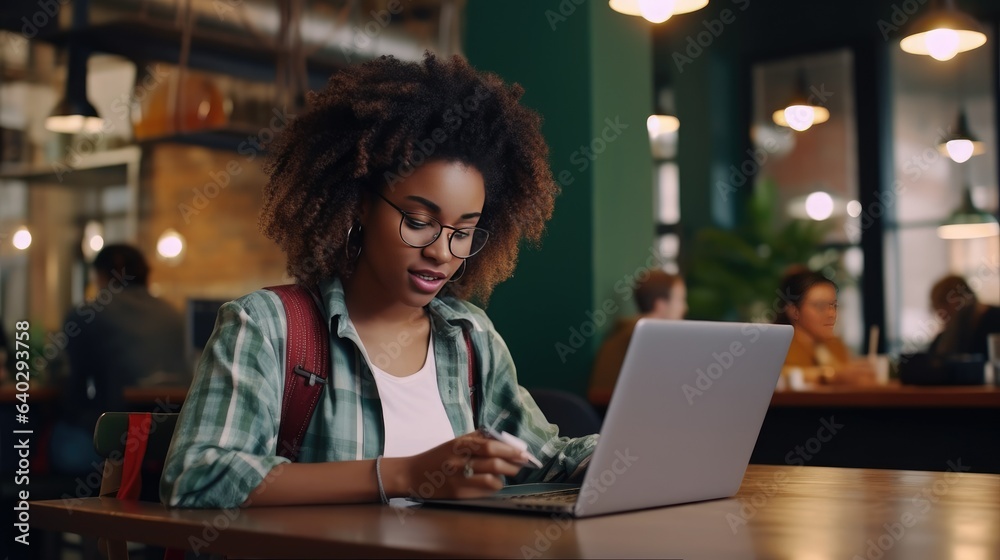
[
  {"xmin": 899, "ymin": 0, "xmax": 986, "ymax": 61},
  {"xmin": 772, "ymin": 69, "xmax": 830, "ymax": 132},
  {"xmin": 46, "ymin": 0, "xmax": 104, "ymax": 134},
  {"xmin": 937, "ymin": 107, "xmax": 985, "ymax": 163},
  {"xmin": 937, "ymin": 185, "xmax": 999, "ymax": 239},
  {"xmin": 609, "ymin": 0, "xmax": 709, "ymax": 23}
]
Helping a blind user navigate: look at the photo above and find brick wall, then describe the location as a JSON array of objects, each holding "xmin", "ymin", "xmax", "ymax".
[{"xmin": 138, "ymin": 144, "xmax": 289, "ymax": 311}]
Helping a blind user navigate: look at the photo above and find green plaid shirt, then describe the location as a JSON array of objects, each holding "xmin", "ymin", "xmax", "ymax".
[{"xmin": 161, "ymin": 278, "xmax": 597, "ymax": 508}]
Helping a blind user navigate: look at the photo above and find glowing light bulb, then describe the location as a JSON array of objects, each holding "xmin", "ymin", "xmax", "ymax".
[
  {"xmin": 847, "ymin": 200, "xmax": 862, "ymax": 218},
  {"xmin": 157, "ymin": 229, "xmax": 185, "ymax": 259},
  {"xmin": 805, "ymin": 192, "xmax": 834, "ymax": 221},
  {"xmin": 638, "ymin": 0, "xmax": 676, "ymax": 23},
  {"xmin": 88, "ymin": 235, "xmax": 104, "ymax": 252},
  {"xmin": 945, "ymin": 139, "xmax": 975, "ymax": 163},
  {"xmin": 646, "ymin": 114, "xmax": 680, "ymax": 138},
  {"xmin": 925, "ymin": 28, "xmax": 960, "ymax": 61},
  {"xmin": 12, "ymin": 227, "xmax": 32, "ymax": 250},
  {"xmin": 784, "ymin": 105, "xmax": 816, "ymax": 132}
]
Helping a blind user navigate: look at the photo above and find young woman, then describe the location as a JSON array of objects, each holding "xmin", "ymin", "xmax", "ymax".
[
  {"xmin": 160, "ymin": 55, "xmax": 597, "ymax": 509},
  {"xmin": 777, "ymin": 270, "xmax": 875, "ymax": 385}
]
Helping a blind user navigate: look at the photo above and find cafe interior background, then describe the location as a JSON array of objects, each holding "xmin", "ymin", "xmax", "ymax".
[{"xmin": 0, "ymin": 0, "xmax": 998, "ymax": 394}]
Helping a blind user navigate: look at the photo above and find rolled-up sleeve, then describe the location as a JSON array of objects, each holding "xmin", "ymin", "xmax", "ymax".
[
  {"xmin": 160, "ymin": 295, "xmax": 290, "ymax": 508},
  {"xmin": 472, "ymin": 311, "xmax": 598, "ymax": 484}
]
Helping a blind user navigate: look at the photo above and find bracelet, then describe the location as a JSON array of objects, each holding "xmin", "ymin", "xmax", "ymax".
[{"xmin": 375, "ymin": 455, "xmax": 390, "ymax": 505}]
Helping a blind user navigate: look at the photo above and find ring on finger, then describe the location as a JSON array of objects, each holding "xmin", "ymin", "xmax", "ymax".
[{"xmin": 463, "ymin": 461, "xmax": 474, "ymax": 479}]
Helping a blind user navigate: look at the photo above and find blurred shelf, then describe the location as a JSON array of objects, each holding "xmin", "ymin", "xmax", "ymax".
[
  {"xmin": 134, "ymin": 126, "xmax": 267, "ymax": 153},
  {"xmin": 31, "ymin": 18, "xmax": 340, "ymax": 85},
  {"xmin": 0, "ymin": 145, "xmax": 140, "ymax": 187}
]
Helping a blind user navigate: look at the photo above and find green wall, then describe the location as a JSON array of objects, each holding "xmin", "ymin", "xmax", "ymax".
[{"xmin": 466, "ymin": 1, "xmax": 654, "ymax": 394}]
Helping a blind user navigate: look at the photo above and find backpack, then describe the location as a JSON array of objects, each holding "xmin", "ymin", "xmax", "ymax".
[{"xmin": 265, "ymin": 284, "xmax": 478, "ymax": 461}]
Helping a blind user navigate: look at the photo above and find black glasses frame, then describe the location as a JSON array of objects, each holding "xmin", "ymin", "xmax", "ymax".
[{"xmin": 376, "ymin": 192, "xmax": 490, "ymax": 259}]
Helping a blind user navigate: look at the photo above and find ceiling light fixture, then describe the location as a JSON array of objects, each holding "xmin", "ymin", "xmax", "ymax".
[
  {"xmin": 937, "ymin": 107, "xmax": 985, "ymax": 163},
  {"xmin": 936, "ymin": 186, "xmax": 999, "ymax": 239},
  {"xmin": 899, "ymin": 0, "xmax": 986, "ymax": 61},
  {"xmin": 609, "ymin": 0, "xmax": 709, "ymax": 23},
  {"xmin": 772, "ymin": 69, "xmax": 830, "ymax": 132}
]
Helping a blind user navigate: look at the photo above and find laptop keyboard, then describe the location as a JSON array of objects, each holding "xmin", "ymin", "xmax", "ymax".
[{"xmin": 496, "ymin": 488, "xmax": 580, "ymax": 504}]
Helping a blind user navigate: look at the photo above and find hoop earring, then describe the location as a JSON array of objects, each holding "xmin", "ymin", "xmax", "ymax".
[
  {"xmin": 447, "ymin": 260, "xmax": 467, "ymax": 283},
  {"xmin": 346, "ymin": 224, "xmax": 363, "ymax": 261}
]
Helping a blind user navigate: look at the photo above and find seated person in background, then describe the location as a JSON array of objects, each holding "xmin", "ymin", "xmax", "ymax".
[
  {"xmin": 588, "ymin": 270, "xmax": 687, "ymax": 404},
  {"xmin": 928, "ymin": 274, "xmax": 1000, "ymax": 358},
  {"xmin": 50, "ymin": 244, "xmax": 188, "ymax": 474},
  {"xmin": 777, "ymin": 270, "xmax": 875, "ymax": 385}
]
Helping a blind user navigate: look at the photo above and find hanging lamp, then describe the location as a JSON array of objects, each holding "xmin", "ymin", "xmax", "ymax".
[
  {"xmin": 772, "ymin": 69, "xmax": 830, "ymax": 132},
  {"xmin": 900, "ymin": 0, "xmax": 986, "ymax": 61},
  {"xmin": 609, "ymin": 0, "xmax": 709, "ymax": 24}
]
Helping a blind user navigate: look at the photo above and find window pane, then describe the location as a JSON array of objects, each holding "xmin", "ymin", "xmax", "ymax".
[
  {"xmin": 657, "ymin": 162, "xmax": 679, "ymax": 224},
  {"xmin": 886, "ymin": 24, "xmax": 999, "ymax": 355}
]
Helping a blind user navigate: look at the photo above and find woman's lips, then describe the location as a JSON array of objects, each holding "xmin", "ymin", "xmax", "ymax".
[{"xmin": 409, "ymin": 270, "xmax": 446, "ymax": 293}]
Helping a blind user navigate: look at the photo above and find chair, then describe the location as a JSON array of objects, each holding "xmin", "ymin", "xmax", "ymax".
[
  {"xmin": 94, "ymin": 412, "xmax": 180, "ymax": 560},
  {"xmin": 527, "ymin": 388, "xmax": 602, "ymax": 438}
]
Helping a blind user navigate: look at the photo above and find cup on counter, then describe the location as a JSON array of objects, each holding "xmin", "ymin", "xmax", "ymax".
[
  {"xmin": 988, "ymin": 333, "xmax": 1000, "ymax": 386},
  {"xmin": 868, "ymin": 354, "xmax": 891, "ymax": 385}
]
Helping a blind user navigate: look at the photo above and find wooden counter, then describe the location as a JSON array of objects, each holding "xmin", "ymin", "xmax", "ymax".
[{"xmin": 769, "ymin": 381, "xmax": 1000, "ymax": 407}]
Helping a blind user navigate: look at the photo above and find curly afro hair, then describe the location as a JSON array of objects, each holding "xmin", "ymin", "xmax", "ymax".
[{"xmin": 259, "ymin": 53, "xmax": 558, "ymax": 302}]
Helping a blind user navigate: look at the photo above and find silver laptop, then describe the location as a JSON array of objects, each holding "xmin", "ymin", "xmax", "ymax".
[{"xmin": 420, "ymin": 319, "xmax": 793, "ymax": 517}]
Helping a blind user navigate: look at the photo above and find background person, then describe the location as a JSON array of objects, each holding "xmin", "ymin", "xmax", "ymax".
[
  {"xmin": 588, "ymin": 270, "xmax": 687, "ymax": 405},
  {"xmin": 50, "ymin": 244, "xmax": 188, "ymax": 474},
  {"xmin": 928, "ymin": 274, "xmax": 1000, "ymax": 358},
  {"xmin": 777, "ymin": 270, "xmax": 875, "ymax": 385}
]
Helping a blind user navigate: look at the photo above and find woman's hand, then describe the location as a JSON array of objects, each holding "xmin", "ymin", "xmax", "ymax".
[{"xmin": 385, "ymin": 432, "xmax": 534, "ymax": 500}]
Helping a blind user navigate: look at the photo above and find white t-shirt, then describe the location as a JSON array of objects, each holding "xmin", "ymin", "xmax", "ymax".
[{"xmin": 368, "ymin": 332, "xmax": 458, "ymax": 458}]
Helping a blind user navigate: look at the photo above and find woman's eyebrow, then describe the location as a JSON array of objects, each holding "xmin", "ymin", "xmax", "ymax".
[{"xmin": 405, "ymin": 195, "xmax": 482, "ymax": 219}]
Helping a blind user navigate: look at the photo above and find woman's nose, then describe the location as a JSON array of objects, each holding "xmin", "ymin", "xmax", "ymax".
[{"xmin": 422, "ymin": 232, "xmax": 452, "ymax": 263}]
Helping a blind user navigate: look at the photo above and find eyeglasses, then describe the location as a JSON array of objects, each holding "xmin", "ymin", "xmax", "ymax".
[
  {"xmin": 376, "ymin": 192, "xmax": 490, "ymax": 259},
  {"xmin": 804, "ymin": 300, "xmax": 839, "ymax": 313}
]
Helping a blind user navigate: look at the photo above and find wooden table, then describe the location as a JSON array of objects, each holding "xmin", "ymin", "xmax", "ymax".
[
  {"xmin": 28, "ymin": 465, "xmax": 1000, "ymax": 558},
  {"xmin": 753, "ymin": 383, "xmax": 1000, "ymax": 474},
  {"xmin": 769, "ymin": 382, "xmax": 1000, "ymax": 407}
]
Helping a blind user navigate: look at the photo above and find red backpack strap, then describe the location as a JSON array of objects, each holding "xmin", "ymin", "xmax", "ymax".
[
  {"xmin": 464, "ymin": 329, "xmax": 478, "ymax": 429},
  {"xmin": 265, "ymin": 284, "xmax": 330, "ymax": 462}
]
